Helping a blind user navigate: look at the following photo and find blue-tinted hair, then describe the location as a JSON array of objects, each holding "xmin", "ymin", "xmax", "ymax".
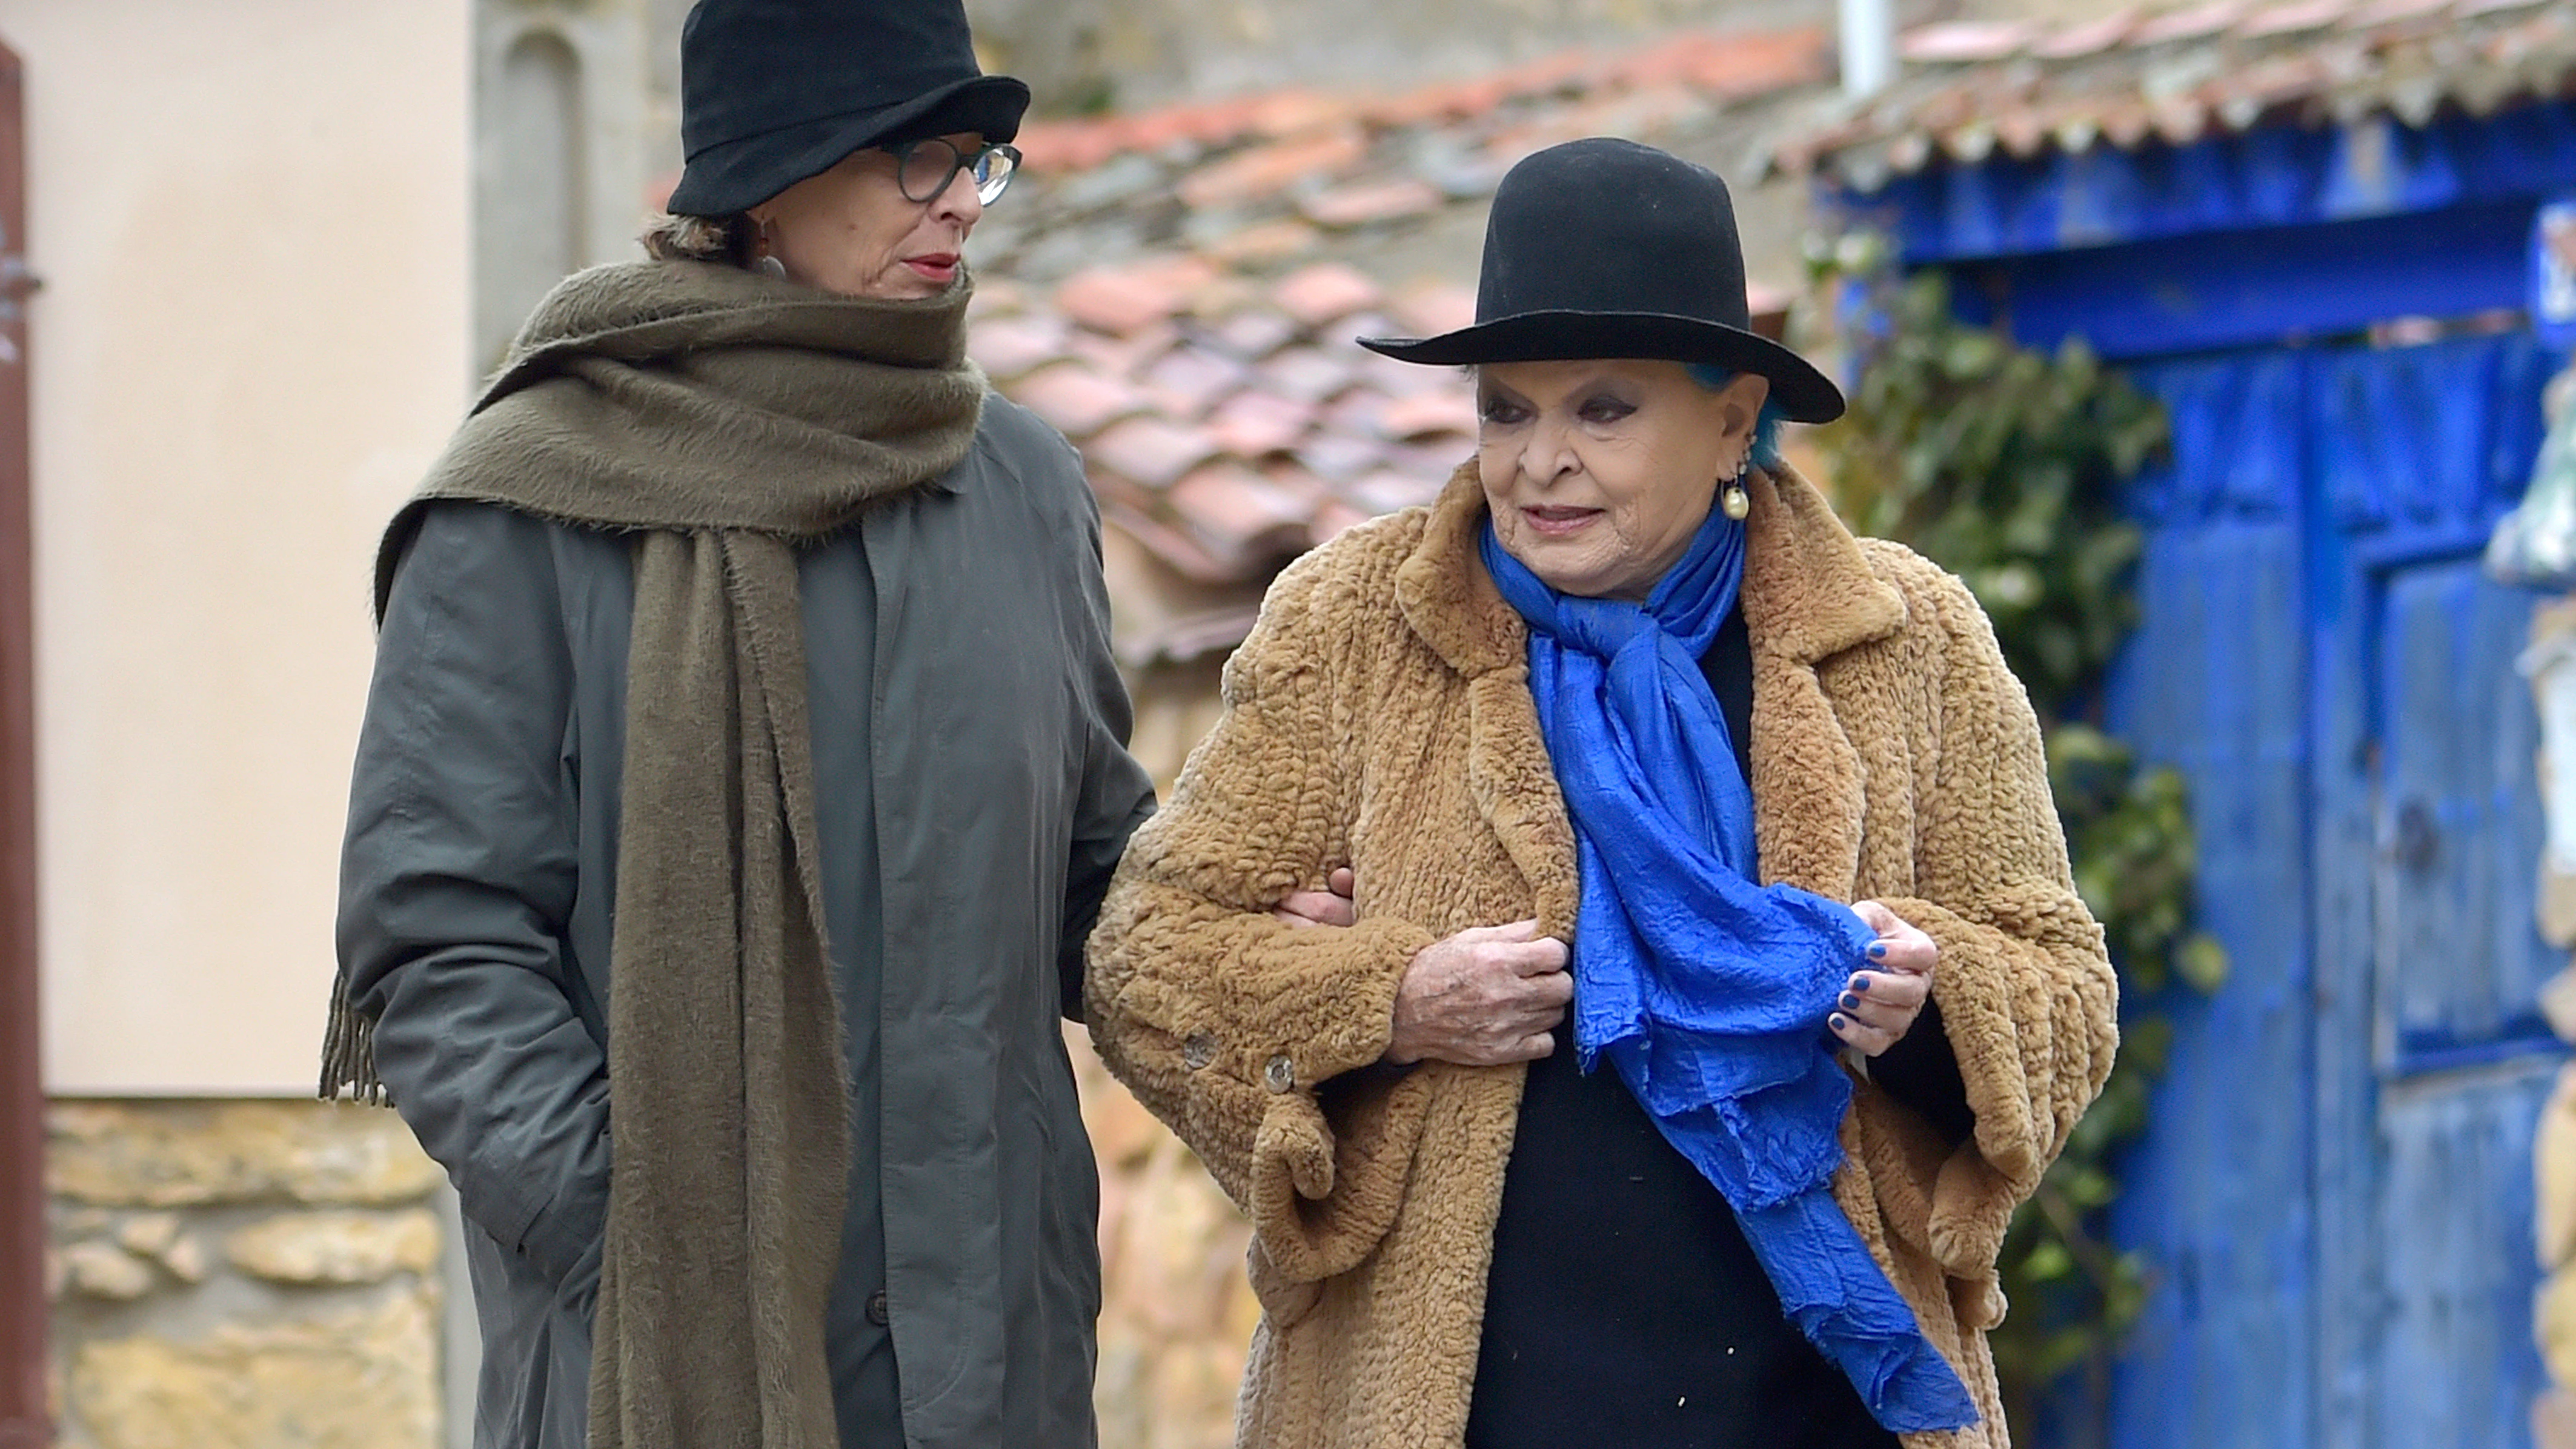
[{"xmin": 1683, "ymin": 362, "xmax": 1787, "ymax": 469}]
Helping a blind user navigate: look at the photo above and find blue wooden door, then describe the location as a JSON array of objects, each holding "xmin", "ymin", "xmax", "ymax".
[
  {"xmin": 2352, "ymin": 552, "xmax": 2558, "ymax": 1447},
  {"xmin": 2103, "ymin": 331, "xmax": 2561, "ymax": 1449}
]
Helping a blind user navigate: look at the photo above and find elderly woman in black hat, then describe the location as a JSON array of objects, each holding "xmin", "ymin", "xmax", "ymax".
[
  {"xmin": 1086, "ymin": 138, "xmax": 2119, "ymax": 1449},
  {"xmin": 328, "ymin": 4, "xmax": 1163, "ymax": 1448}
]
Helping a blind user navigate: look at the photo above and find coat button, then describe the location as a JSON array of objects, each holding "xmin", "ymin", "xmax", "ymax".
[
  {"xmin": 866, "ymin": 1290, "xmax": 890, "ymax": 1327},
  {"xmin": 1264, "ymin": 1055, "xmax": 1295, "ymax": 1093},
  {"xmin": 1182, "ymin": 1033, "xmax": 1217, "ymax": 1070}
]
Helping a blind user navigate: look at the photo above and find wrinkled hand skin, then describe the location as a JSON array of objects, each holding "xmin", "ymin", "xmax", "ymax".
[{"xmin": 1384, "ymin": 920, "xmax": 1571, "ymax": 1067}]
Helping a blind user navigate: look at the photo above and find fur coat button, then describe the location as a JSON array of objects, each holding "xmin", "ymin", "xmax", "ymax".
[
  {"xmin": 1264, "ymin": 1055, "xmax": 1296, "ymax": 1093},
  {"xmin": 1183, "ymin": 1033, "xmax": 1217, "ymax": 1070}
]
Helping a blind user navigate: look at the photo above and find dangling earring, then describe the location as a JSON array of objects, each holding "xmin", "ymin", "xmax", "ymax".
[
  {"xmin": 751, "ymin": 217, "xmax": 787, "ymax": 280},
  {"xmin": 1720, "ymin": 454, "xmax": 1751, "ymax": 522}
]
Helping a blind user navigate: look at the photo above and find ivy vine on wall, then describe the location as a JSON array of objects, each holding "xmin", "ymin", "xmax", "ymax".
[{"xmin": 1799, "ymin": 239, "xmax": 2228, "ymax": 1443}]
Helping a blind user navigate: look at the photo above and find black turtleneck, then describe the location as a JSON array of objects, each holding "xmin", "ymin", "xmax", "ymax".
[{"xmin": 1461, "ymin": 604, "xmax": 1970, "ymax": 1449}]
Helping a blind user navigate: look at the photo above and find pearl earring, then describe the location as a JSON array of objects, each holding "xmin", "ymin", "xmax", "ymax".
[
  {"xmin": 751, "ymin": 218, "xmax": 786, "ymax": 280},
  {"xmin": 1720, "ymin": 455, "xmax": 1751, "ymax": 522}
]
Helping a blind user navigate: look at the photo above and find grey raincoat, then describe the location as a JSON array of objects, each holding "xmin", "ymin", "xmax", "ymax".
[{"xmin": 336, "ymin": 394, "xmax": 1154, "ymax": 1449}]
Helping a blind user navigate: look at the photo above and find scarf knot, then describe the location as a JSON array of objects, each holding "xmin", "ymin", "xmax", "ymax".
[{"xmin": 1481, "ymin": 503, "xmax": 1978, "ymax": 1434}]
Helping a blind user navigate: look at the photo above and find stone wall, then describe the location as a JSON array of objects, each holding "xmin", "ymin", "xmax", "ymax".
[
  {"xmin": 42, "ymin": 1100, "xmax": 450, "ymax": 1449},
  {"xmin": 1072, "ymin": 1032, "xmax": 1258, "ymax": 1449},
  {"xmin": 39, "ymin": 1076, "xmax": 1251, "ymax": 1449},
  {"xmin": 2537, "ymin": 596, "xmax": 2576, "ymax": 1448}
]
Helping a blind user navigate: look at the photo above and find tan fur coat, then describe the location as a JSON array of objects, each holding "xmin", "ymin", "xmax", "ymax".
[{"xmin": 1086, "ymin": 459, "xmax": 2119, "ymax": 1449}]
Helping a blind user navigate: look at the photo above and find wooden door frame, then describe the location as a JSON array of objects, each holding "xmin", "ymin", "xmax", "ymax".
[{"xmin": 0, "ymin": 38, "xmax": 44, "ymax": 1449}]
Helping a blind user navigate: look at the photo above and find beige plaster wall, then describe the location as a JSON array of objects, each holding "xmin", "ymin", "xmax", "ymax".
[{"xmin": 0, "ymin": 1, "xmax": 474, "ymax": 1093}]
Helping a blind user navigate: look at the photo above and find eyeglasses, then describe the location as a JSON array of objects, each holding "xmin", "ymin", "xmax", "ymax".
[{"xmin": 888, "ymin": 137, "xmax": 1021, "ymax": 205}]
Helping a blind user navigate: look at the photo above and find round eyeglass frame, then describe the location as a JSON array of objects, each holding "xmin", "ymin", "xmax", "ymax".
[{"xmin": 889, "ymin": 138, "xmax": 1021, "ymax": 205}]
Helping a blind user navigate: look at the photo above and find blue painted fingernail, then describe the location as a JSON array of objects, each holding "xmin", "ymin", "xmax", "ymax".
[
  {"xmin": 1867, "ymin": 943, "xmax": 1888, "ymax": 960},
  {"xmin": 1839, "ymin": 993, "xmax": 1861, "ymax": 1012},
  {"xmin": 1849, "ymin": 976, "xmax": 1871, "ymax": 993},
  {"xmin": 1830, "ymin": 1013, "xmax": 1848, "ymax": 1032}
]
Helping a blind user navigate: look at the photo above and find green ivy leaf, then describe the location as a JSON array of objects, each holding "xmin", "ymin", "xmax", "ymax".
[{"xmin": 2177, "ymin": 933, "xmax": 2231, "ymax": 993}]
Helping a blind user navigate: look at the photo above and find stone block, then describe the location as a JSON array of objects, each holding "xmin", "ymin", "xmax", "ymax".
[
  {"xmin": 227, "ymin": 1209, "xmax": 441, "ymax": 1286},
  {"xmin": 159, "ymin": 1233, "xmax": 207, "ymax": 1285},
  {"xmin": 2543, "ymin": 1066, "xmax": 2576, "ymax": 1270},
  {"xmin": 71, "ymin": 1288, "xmax": 440, "ymax": 1449},
  {"xmin": 2542, "ymin": 1266, "xmax": 2576, "ymax": 1389},
  {"xmin": 113, "ymin": 1214, "xmax": 179, "ymax": 1259},
  {"xmin": 48, "ymin": 1099, "xmax": 441, "ymax": 1208},
  {"xmin": 2541, "ymin": 1387, "xmax": 2576, "ymax": 1449},
  {"xmin": 62, "ymin": 1242, "xmax": 154, "ymax": 1302},
  {"xmin": 1082, "ymin": 1073, "xmax": 1166, "ymax": 1171},
  {"xmin": 2546, "ymin": 966, "xmax": 2576, "ymax": 1044},
  {"xmin": 1110, "ymin": 1161, "xmax": 1247, "ymax": 1339}
]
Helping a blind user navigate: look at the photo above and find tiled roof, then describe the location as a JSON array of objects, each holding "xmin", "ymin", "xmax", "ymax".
[
  {"xmin": 971, "ymin": 260, "xmax": 1479, "ymax": 607},
  {"xmin": 960, "ymin": 25, "xmax": 1833, "ymax": 663},
  {"xmin": 1767, "ymin": 0, "xmax": 2576, "ymax": 188}
]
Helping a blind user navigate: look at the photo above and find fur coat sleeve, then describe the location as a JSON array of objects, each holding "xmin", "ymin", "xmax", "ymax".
[
  {"xmin": 1084, "ymin": 548, "xmax": 1439, "ymax": 1275},
  {"xmin": 1845, "ymin": 551, "xmax": 2119, "ymax": 1298}
]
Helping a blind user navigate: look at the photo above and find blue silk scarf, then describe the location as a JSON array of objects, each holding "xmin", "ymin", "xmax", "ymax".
[{"xmin": 1479, "ymin": 506, "xmax": 1977, "ymax": 1433}]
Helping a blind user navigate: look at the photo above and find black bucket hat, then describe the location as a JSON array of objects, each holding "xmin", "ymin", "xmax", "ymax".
[
  {"xmin": 1359, "ymin": 138, "xmax": 1843, "ymax": 424},
  {"xmin": 666, "ymin": 0, "xmax": 1031, "ymax": 217}
]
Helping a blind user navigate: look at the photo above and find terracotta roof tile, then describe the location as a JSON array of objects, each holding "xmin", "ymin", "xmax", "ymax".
[
  {"xmin": 2341, "ymin": 0, "xmax": 2451, "ymax": 25},
  {"xmin": 1359, "ymin": 77, "xmax": 1497, "ymax": 128},
  {"xmin": 1055, "ymin": 260, "xmax": 1217, "ymax": 336},
  {"xmin": 969, "ymin": 313, "xmax": 1074, "ymax": 383},
  {"xmin": 968, "ymin": 21, "xmax": 1833, "ymax": 599},
  {"xmin": 1349, "ymin": 467, "xmax": 1450, "ymax": 515},
  {"xmin": 1199, "ymin": 218, "xmax": 1325, "ymax": 269},
  {"xmin": 1902, "ymin": 21, "xmax": 2039, "ymax": 62},
  {"xmin": 1177, "ymin": 128, "xmax": 1370, "ymax": 210},
  {"xmin": 1014, "ymin": 363, "xmax": 1152, "ymax": 437},
  {"xmin": 1140, "ymin": 347, "xmax": 1253, "ymax": 418},
  {"xmin": 1272, "ymin": 264, "xmax": 1386, "ymax": 330},
  {"xmin": 1199, "ymin": 310, "xmax": 1304, "ymax": 363},
  {"xmin": 2033, "ymin": 9, "xmax": 2144, "ymax": 57},
  {"xmin": 1255, "ymin": 458, "xmax": 1333, "ymax": 507},
  {"xmin": 1066, "ymin": 323, "xmax": 1180, "ymax": 382},
  {"xmin": 1387, "ymin": 441, "xmax": 1478, "ymax": 480},
  {"xmin": 1168, "ymin": 461, "xmax": 1315, "ymax": 555},
  {"xmin": 1387, "ymin": 283, "xmax": 1479, "ymax": 340},
  {"xmin": 1772, "ymin": 0, "xmax": 2576, "ymax": 184},
  {"xmin": 1254, "ymin": 346, "xmax": 1361, "ymax": 405},
  {"xmin": 1295, "ymin": 430, "xmax": 1395, "ymax": 483},
  {"xmin": 1320, "ymin": 388, "xmax": 1392, "ymax": 440},
  {"xmin": 1301, "ymin": 177, "xmax": 1449, "ymax": 230},
  {"xmin": 1244, "ymin": 89, "xmax": 1353, "ymax": 139},
  {"xmin": 1311, "ymin": 498, "xmax": 1379, "ymax": 542},
  {"xmin": 2132, "ymin": 0, "xmax": 2254, "ymax": 43},
  {"xmin": 1204, "ymin": 390, "xmax": 1314, "ymax": 456},
  {"xmin": 1087, "ymin": 416, "xmax": 1226, "ymax": 492},
  {"xmin": 1375, "ymin": 389, "xmax": 1478, "ymax": 442},
  {"xmin": 1351, "ymin": 346, "xmax": 1449, "ymax": 396},
  {"xmin": 1117, "ymin": 604, "xmax": 1266, "ymax": 669},
  {"xmin": 1095, "ymin": 501, "xmax": 1239, "ymax": 584},
  {"xmin": 2234, "ymin": 0, "xmax": 2347, "ymax": 37}
]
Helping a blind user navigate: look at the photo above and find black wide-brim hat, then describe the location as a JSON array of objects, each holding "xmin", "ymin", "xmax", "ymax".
[
  {"xmin": 667, "ymin": 0, "xmax": 1031, "ymax": 217},
  {"xmin": 1359, "ymin": 138, "xmax": 1844, "ymax": 425}
]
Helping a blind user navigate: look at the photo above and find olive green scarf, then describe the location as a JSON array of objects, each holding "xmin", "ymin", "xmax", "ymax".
[{"xmin": 323, "ymin": 259, "xmax": 987, "ymax": 1449}]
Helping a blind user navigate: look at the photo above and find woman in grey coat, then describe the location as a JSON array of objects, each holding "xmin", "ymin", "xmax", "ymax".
[{"xmin": 325, "ymin": 4, "xmax": 1155, "ymax": 1447}]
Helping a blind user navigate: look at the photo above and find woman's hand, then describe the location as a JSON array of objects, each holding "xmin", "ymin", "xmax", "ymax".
[
  {"xmin": 1272, "ymin": 867, "xmax": 1357, "ymax": 928},
  {"xmin": 1831, "ymin": 900, "xmax": 1937, "ymax": 1058},
  {"xmin": 1386, "ymin": 920, "xmax": 1572, "ymax": 1066}
]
